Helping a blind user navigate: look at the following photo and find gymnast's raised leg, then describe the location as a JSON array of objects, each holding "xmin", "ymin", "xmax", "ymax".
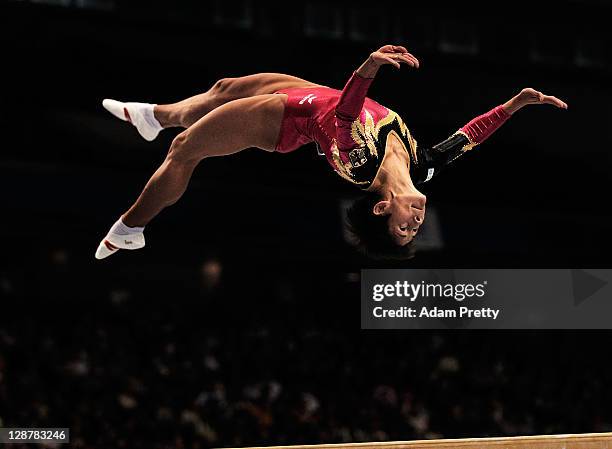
[{"xmin": 101, "ymin": 73, "xmax": 318, "ymax": 139}]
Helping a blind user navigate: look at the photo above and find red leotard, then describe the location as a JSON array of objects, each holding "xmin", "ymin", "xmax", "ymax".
[
  {"xmin": 275, "ymin": 72, "xmax": 510, "ymax": 188},
  {"xmin": 275, "ymin": 73, "xmax": 416, "ymax": 187}
]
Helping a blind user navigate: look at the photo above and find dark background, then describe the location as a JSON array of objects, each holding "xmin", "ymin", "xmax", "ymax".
[{"xmin": 1, "ymin": 0, "xmax": 611, "ymax": 448}]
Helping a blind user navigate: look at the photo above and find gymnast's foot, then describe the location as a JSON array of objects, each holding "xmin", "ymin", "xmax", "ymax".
[
  {"xmin": 102, "ymin": 99, "xmax": 163, "ymax": 141},
  {"xmin": 95, "ymin": 219, "xmax": 146, "ymax": 260}
]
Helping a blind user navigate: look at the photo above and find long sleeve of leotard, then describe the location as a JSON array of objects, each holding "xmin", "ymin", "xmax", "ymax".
[
  {"xmin": 335, "ymin": 72, "xmax": 374, "ymax": 151},
  {"xmin": 416, "ymin": 105, "xmax": 510, "ymax": 183}
]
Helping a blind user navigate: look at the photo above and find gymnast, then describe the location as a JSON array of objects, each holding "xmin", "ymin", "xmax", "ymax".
[{"xmin": 95, "ymin": 44, "xmax": 567, "ymax": 259}]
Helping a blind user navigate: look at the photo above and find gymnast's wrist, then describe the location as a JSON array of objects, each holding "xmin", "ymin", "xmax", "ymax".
[
  {"xmin": 368, "ymin": 53, "xmax": 381, "ymax": 66},
  {"xmin": 355, "ymin": 55, "xmax": 379, "ymax": 78},
  {"xmin": 501, "ymin": 96, "xmax": 523, "ymax": 115}
]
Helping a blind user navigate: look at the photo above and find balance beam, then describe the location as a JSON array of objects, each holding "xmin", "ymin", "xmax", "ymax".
[{"xmin": 227, "ymin": 433, "xmax": 612, "ymax": 449}]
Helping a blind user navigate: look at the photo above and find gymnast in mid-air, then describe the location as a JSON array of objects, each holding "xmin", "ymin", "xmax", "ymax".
[{"xmin": 95, "ymin": 44, "xmax": 567, "ymax": 259}]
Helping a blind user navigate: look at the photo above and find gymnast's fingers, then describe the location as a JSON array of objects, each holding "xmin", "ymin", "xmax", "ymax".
[
  {"xmin": 397, "ymin": 54, "xmax": 417, "ymax": 68},
  {"xmin": 404, "ymin": 53, "xmax": 420, "ymax": 68},
  {"xmin": 383, "ymin": 56, "xmax": 402, "ymax": 68},
  {"xmin": 379, "ymin": 45, "xmax": 396, "ymax": 53},
  {"xmin": 542, "ymin": 95, "xmax": 568, "ymax": 109}
]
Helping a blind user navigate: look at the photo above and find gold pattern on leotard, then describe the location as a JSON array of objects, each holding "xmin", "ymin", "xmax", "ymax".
[
  {"xmin": 454, "ymin": 130, "xmax": 477, "ymax": 152},
  {"xmin": 395, "ymin": 112, "xmax": 418, "ymax": 163},
  {"xmin": 331, "ymin": 109, "xmax": 418, "ymax": 187},
  {"xmin": 331, "ymin": 142, "xmax": 369, "ymax": 185}
]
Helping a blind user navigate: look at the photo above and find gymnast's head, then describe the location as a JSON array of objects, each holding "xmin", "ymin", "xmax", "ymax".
[{"xmin": 345, "ymin": 190, "xmax": 426, "ymax": 259}]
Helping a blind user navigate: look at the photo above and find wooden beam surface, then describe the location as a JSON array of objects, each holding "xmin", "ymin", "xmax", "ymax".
[{"xmin": 225, "ymin": 433, "xmax": 612, "ymax": 449}]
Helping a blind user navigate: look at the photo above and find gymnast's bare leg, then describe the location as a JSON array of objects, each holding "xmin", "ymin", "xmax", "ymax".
[
  {"xmin": 154, "ymin": 73, "xmax": 319, "ymax": 128},
  {"xmin": 101, "ymin": 73, "xmax": 319, "ymax": 139}
]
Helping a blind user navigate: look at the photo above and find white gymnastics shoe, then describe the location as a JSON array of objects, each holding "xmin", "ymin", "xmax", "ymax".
[
  {"xmin": 95, "ymin": 231, "xmax": 145, "ymax": 260},
  {"xmin": 102, "ymin": 99, "xmax": 163, "ymax": 141},
  {"xmin": 95, "ymin": 219, "xmax": 146, "ymax": 260}
]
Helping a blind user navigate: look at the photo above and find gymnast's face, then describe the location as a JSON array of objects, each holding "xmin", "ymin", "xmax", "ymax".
[{"xmin": 373, "ymin": 192, "xmax": 427, "ymax": 246}]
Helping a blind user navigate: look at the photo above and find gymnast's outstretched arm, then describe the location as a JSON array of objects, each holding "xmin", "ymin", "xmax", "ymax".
[
  {"xmin": 335, "ymin": 45, "xmax": 420, "ymax": 151},
  {"xmin": 416, "ymin": 88, "xmax": 568, "ymax": 182}
]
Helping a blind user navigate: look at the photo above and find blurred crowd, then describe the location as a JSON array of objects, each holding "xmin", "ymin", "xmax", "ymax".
[{"xmin": 0, "ymin": 251, "xmax": 611, "ymax": 449}]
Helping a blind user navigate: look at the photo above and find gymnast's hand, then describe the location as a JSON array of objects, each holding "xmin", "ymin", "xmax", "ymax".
[
  {"xmin": 503, "ymin": 88, "xmax": 568, "ymax": 114},
  {"xmin": 357, "ymin": 45, "xmax": 420, "ymax": 78},
  {"xmin": 369, "ymin": 45, "xmax": 420, "ymax": 69}
]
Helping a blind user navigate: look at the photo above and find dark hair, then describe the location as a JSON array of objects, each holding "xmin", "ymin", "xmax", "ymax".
[{"xmin": 344, "ymin": 193, "xmax": 416, "ymax": 260}]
